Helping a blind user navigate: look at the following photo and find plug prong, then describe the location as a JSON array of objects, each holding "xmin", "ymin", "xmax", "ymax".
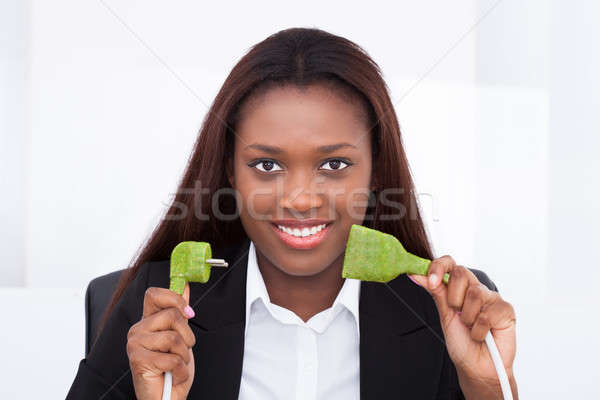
[{"xmin": 206, "ymin": 258, "xmax": 228, "ymax": 267}]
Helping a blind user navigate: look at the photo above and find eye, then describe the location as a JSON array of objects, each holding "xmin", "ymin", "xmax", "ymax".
[
  {"xmin": 319, "ymin": 159, "xmax": 351, "ymax": 171},
  {"xmin": 249, "ymin": 159, "xmax": 284, "ymax": 173}
]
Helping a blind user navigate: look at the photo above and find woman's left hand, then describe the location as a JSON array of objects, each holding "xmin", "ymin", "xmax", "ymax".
[{"xmin": 408, "ymin": 256, "xmax": 518, "ymax": 399}]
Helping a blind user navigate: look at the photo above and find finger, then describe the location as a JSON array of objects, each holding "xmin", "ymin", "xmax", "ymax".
[
  {"xmin": 181, "ymin": 282, "xmax": 194, "ymax": 319},
  {"xmin": 407, "ymin": 273, "xmax": 427, "ymax": 287},
  {"xmin": 140, "ymin": 307, "xmax": 197, "ymax": 347},
  {"xmin": 447, "ymin": 266, "xmax": 481, "ymax": 310},
  {"xmin": 183, "ymin": 282, "xmax": 191, "ymax": 307},
  {"xmin": 132, "ymin": 330, "xmax": 192, "ymax": 364},
  {"xmin": 424, "ymin": 255, "xmax": 457, "ymax": 321},
  {"xmin": 460, "ymin": 283, "xmax": 494, "ymax": 327},
  {"xmin": 470, "ymin": 310, "xmax": 492, "ymax": 342},
  {"xmin": 470, "ymin": 298, "xmax": 515, "ymax": 341},
  {"xmin": 427, "ymin": 255, "xmax": 457, "ymax": 290},
  {"xmin": 133, "ymin": 347, "xmax": 191, "ymax": 386},
  {"xmin": 143, "ymin": 286, "xmax": 192, "ymax": 319},
  {"xmin": 483, "ymin": 299, "xmax": 516, "ymax": 331},
  {"xmin": 406, "ymin": 257, "xmax": 458, "ymax": 290}
]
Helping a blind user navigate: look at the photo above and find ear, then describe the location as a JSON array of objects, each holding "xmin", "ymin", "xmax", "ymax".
[{"xmin": 226, "ymin": 157, "xmax": 235, "ymax": 188}]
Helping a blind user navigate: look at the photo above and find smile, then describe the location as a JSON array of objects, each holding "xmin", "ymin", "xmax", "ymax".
[
  {"xmin": 270, "ymin": 220, "xmax": 333, "ymax": 250},
  {"xmin": 276, "ymin": 223, "xmax": 327, "ymax": 237}
]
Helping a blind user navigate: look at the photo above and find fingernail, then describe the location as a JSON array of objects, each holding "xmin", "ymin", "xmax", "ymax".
[
  {"xmin": 429, "ymin": 273, "xmax": 438, "ymax": 288},
  {"xmin": 408, "ymin": 275, "xmax": 421, "ymax": 286},
  {"xmin": 184, "ymin": 305, "xmax": 195, "ymax": 318}
]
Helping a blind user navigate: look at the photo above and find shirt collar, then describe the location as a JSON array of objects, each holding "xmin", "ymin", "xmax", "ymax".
[
  {"xmin": 244, "ymin": 240, "xmax": 272, "ymax": 336},
  {"xmin": 244, "ymin": 240, "xmax": 360, "ymax": 338}
]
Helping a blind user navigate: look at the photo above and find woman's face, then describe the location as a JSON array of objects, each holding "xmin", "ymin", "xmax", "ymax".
[{"xmin": 227, "ymin": 84, "xmax": 374, "ymax": 277}]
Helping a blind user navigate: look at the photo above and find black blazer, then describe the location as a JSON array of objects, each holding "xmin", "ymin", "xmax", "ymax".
[{"xmin": 67, "ymin": 237, "xmax": 497, "ymax": 399}]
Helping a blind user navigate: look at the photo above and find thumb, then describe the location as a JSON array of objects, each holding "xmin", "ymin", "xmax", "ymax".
[
  {"xmin": 183, "ymin": 282, "xmax": 191, "ymax": 306},
  {"xmin": 407, "ymin": 272, "xmax": 452, "ymax": 324}
]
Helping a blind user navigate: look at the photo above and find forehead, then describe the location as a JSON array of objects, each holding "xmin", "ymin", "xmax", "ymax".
[{"xmin": 234, "ymin": 85, "xmax": 370, "ymax": 152}]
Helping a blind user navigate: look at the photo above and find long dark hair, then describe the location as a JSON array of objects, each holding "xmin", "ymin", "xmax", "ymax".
[{"xmin": 96, "ymin": 27, "xmax": 433, "ymax": 342}]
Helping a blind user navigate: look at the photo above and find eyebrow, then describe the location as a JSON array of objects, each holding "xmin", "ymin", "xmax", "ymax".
[{"xmin": 244, "ymin": 142, "xmax": 357, "ymax": 154}]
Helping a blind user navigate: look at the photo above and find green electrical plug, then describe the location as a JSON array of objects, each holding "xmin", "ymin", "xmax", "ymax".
[
  {"xmin": 163, "ymin": 241, "xmax": 228, "ymax": 400},
  {"xmin": 169, "ymin": 241, "xmax": 229, "ymax": 295},
  {"xmin": 342, "ymin": 224, "xmax": 514, "ymax": 400},
  {"xmin": 342, "ymin": 224, "xmax": 450, "ymax": 284}
]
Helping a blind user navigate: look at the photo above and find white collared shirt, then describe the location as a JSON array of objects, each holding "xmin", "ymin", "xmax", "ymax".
[{"xmin": 238, "ymin": 241, "xmax": 361, "ymax": 400}]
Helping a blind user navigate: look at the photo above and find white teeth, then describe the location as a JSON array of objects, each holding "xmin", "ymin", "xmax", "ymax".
[{"xmin": 276, "ymin": 224, "xmax": 327, "ymax": 237}]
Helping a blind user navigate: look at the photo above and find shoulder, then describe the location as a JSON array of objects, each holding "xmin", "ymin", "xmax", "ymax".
[
  {"xmin": 118, "ymin": 259, "xmax": 170, "ymax": 320},
  {"xmin": 119, "ymin": 259, "xmax": 170, "ymax": 301},
  {"xmin": 88, "ymin": 259, "xmax": 170, "ymax": 339}
]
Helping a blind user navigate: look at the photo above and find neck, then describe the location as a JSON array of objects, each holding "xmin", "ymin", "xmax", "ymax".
[{"xmin": 255, "ymin": 249, "xmax": 345, "ymax": 323}]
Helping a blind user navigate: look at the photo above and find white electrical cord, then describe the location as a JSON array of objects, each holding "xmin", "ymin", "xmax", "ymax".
[
  {"xmin": 485, "ymin": 331, "xmax": 513, "ymax": 400},
  {"xmin": 161, "ymin": 371, "xmax": 172, "ymax": 400}
]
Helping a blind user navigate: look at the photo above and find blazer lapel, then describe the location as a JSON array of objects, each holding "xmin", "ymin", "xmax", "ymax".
[
  {"xmin": 359, "ymin": 275, "xmax": 448, "ymax": 399},
  {"xmin": 186, "ymin": 237, "xmax": 251, "ymax": 399}
]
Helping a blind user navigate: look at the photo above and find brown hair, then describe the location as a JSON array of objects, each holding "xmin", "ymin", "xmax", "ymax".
[{"xmin": 96, "ymin": 27, "xmax": 433, "ymax": 343}]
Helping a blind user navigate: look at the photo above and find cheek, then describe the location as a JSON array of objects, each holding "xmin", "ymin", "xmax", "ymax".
[
  {"xmin": 333, "ymin": 190, "xmax": 370, "ymax": 222},
  {"xmin": 235, "ymin": 174, "xmax": 276, "ymax": 222},
  {"xmin": 328, "ymin": 178, "xmax": 371, "ymax": 221}
]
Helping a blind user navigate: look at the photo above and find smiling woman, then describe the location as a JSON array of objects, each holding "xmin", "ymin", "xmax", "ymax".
[
  {"xmin": 227, "ymin": 83, "xmax": 377, "ymax": 320},
  {"xmin": 67, "ymin": 27, "xmax": 517, "ymax": 400},
  {"xmin": 229, "ymin": 83, "xmax": 374, "ymax": 265}
]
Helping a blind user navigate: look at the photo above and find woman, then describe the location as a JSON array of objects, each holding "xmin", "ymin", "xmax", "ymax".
[{"xmin": 67, "ymin": 27, "xmax": 518, "ymax": 399}]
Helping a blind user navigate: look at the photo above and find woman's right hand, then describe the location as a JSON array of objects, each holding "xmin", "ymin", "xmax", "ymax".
[{"xmin": 126, "ymin": 283, "xmax": 196, "ymax": 400}]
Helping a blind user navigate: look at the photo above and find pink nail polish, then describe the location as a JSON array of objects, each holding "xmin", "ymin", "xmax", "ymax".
[
  {"xmin": 184, "ymin": 305, "xmax": 195, "ymax": 318},
  {"xmin": 408, "ymin": 275, "xmax": 421, "ymax": 286}
]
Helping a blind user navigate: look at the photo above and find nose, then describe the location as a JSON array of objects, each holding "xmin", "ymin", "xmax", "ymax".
[{"xmin": 278, "ymin": 173, "xmax": 325, "ymax": 216}]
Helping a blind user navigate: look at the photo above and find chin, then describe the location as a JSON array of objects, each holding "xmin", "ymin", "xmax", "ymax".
[{"xmin": 277, "ymin": 264, "xmax": 330, "ymax": 278}]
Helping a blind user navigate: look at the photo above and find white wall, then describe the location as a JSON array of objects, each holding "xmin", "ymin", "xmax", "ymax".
[
  {"xmin": 547, "ymin": 0, "xmax": 600, "ymax": 303},
  {"xmin": 472, "ymin": 0, "xmax": 600, "ymax": 395},
  {"xmin": 23, "ymin": 0, "xmax": 479, "ymax": 290},
  {"xmin": 0, "ymin": 0, "xmax": 26, "ymax": 286},
  {"xmin": 1, "ymin": 0, "xmax": 598, "ymax": 398}
]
